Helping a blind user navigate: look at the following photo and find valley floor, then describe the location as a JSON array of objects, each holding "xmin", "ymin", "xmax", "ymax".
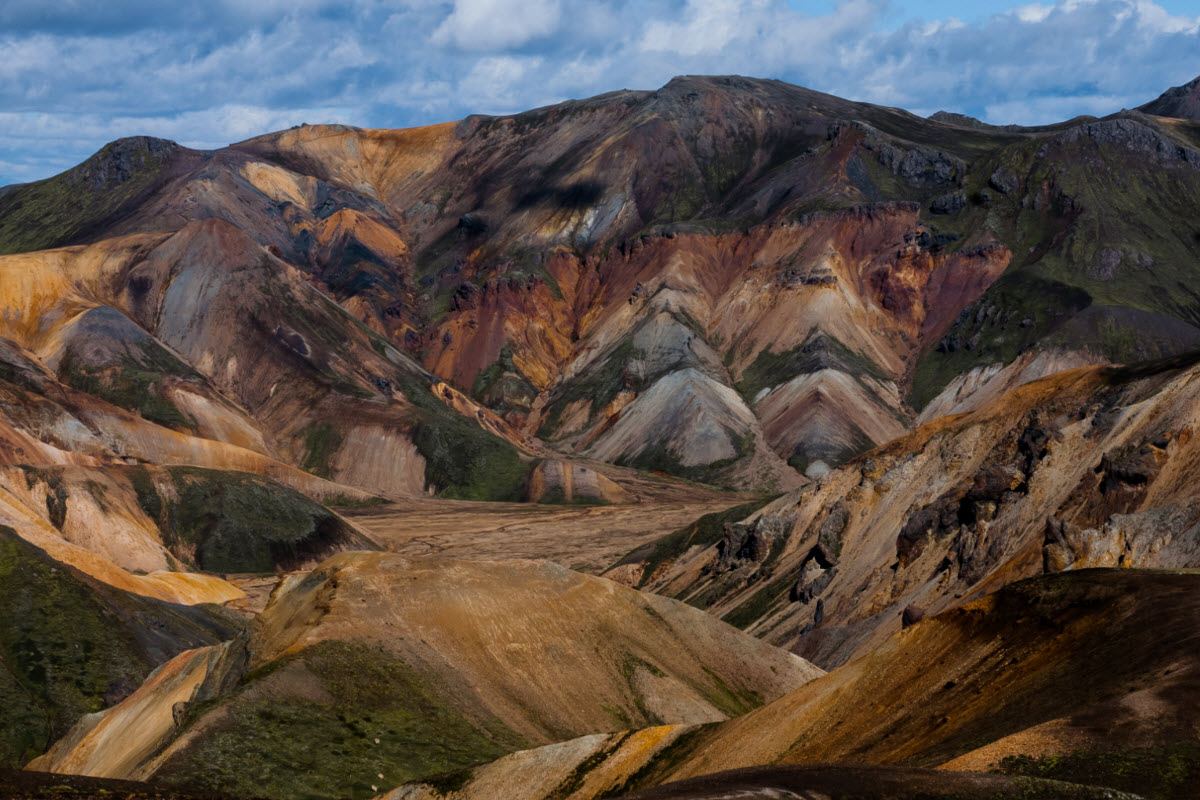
[{"xmin": 343, "ymin": 494, "xmax": 744, "ymax": 574}]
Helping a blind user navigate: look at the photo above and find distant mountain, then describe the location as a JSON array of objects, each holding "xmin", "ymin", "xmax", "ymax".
[
  {"xmin": 4, "ymin": 75, "xmax": 1200, "ymax": 495},
  {"xmin": 1139, "ymin": 74, "xmax": 1200, "ymax": 120}
]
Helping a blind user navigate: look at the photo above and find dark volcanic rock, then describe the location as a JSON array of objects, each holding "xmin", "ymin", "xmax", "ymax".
[
  {"xmin": 988, "ymin": 168, "xmax": 1017, "ymax": 195},
  {"xmin": 716, "ymin": 513, "xmax": 797, "ymax": 572},
  {"xmin": 901, "ymin": 604, "xmax": 926, "ymax": 628},
  {"xmin": 1058, "ymin": 117, "xmax": 1200, "ymax": 167},
  {"xmin": 930, "ymin": 192, "xmax": 967, "ymax": 214},
  {"xmin": 80, "ymin": 136, "xmax": 179, "ymax": 191},
  {"xmin": 1138, "ymin": 74, "xmax": 1200, "ymax": 121}
]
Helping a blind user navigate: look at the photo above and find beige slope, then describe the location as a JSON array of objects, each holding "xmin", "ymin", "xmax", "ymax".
[
  {"xmin": 0, "ymin": 478, "xmax": 240, "ymax": 605},
  {"xmin": 40, "ymin": 551, "xmax": 821, "ymax": 796},
  {"xmin": 395, "ymin": 569, "xmax": 1200, "ymax": 800},
  {"xmin": 0, "ymin": 219, "xmax": 436, "ymax": 498},
  {"xmin": 916, "ymin": 348, "xmax": 1102, "ymax": 424},
  {"xmin": 387, "ymin": 726, "xmax": 699, "ymax": 800},
  {"xmin": 251, "ymin": 553, "xmax": 821, "ymax": 741},
  {"xmin": 29, "ymin": 642, "xmax": 244, "ymax": 779}
]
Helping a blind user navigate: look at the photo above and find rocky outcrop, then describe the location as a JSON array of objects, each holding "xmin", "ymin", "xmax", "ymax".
[
  {"xmin": 524, "ymin": 460, "xmax": 631, "ymax": 504},
  {"xmin": 1056, "ymin": 116, "xmax": 1200, "ymax": 167}
]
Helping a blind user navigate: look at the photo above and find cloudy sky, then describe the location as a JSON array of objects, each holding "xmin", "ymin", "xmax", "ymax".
[{"xmin": 1, "ymin": 0, "xmax": 1198, "ymax": 185}]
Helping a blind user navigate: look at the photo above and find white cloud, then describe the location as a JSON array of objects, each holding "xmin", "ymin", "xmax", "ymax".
[
  {"xmin": 432, "ymin": 0, "xmax": 562, "ymax": 51},
  {"xmin": 639, "ymin": 0, "xmax": 758, "ymax": 56},
  {"xmin": 458, "ymin": 55, "xmax": 547, "ymax": 110},
  {"xmin": 1012, "ymin": 3, "xmax": 1054, "ymax": 23}
]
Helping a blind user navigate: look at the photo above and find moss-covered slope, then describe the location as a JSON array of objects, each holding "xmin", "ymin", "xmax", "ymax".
[{"xmin": 0, "ymin": 527, "xmax": 241, "ymax": 767}]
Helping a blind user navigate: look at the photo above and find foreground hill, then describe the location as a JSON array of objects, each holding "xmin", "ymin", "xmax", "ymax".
[
  {"xmin": 2, "ymin": 75, "xmax": 1198, "ymax": 489},
  {"xmin": 33, "ymin": 552, "xmax": 820, "ymax": 799},
  {"xmin": 614, "ymin": 766, "xmax": 1142, "ymax": 800},
  {"xmin": 392, "ymin": 569, "xmax": 1200, "ymax": 800}
]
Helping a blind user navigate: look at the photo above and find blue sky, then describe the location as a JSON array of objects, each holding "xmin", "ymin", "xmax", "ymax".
[{"xmin": 1, "ymin": 0, "xmax": 1198, "ymax": 186}]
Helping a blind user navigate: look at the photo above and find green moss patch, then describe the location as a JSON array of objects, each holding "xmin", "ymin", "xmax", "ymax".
[
  {"xmin": 0, "ymin": 138, "xmax": 177, "ymax": 255},
  {"xmin": 995, "ymin": 743, "xmax": 1200, "ymax": 800},
  {"xmin": 391, "ymin": 371, "xmax": 531, "ymax": 502},
  {"xmin": 57, "ymin": 333, "xmax": 201, "ymax": 433},
  {"xmin": 735, "ymin": 334, "xmax": 887, "ymax": 406},
  {"xmin": 137, "ymin": 467, "xmax": 373, "ymax": 573},
  {"xmin": 538, "ymin": 338, "xmax": 640, "ymax": 441},
  {"xmin": 299, "ymin": 423, "xmax": 344, "ymax": 480},
  {"xmin": 411, "ymin": 415, "xmax": 527, "ymax": 502}
]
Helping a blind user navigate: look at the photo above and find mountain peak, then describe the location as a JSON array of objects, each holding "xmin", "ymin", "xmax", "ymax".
[
  {"xmin": 928, "ymin": 110, "xmax": 992, "ymax": 129},
  {"xmin": 1138, "ymin": 74, "xmax": 1200, "ymax": 120},
  {"xmin": 73, "ymin": 135, "xmax": 183, "ymax": 191}
]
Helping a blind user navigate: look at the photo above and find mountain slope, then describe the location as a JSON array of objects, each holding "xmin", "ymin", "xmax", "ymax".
[
  {"xmin": 36, "ymin": 552, "xmax": 820, "ymax": 800},
  {"xmin": 614, "ymin": 349, "xmax": 1200, "ymax": 670},
  {"xmin": 0, "ymin": 527, "xmax": 241, "ymax": 768},
  {"xmin": 1139, "ymin": 75, "xmax": 1200, "ymax": 120},
  {"xmin": 395, "ymin": 569, "xmax": 1200, "ymax": 800},
  {"xmin": 3, "ymin": 75, "xmax": 1200, "ymax": 487}
]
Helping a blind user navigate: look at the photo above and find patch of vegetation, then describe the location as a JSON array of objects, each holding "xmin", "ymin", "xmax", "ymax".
[
  {"xmin": 57, "ymin": 341, "xmax": 199, "ymax": 433},
  {"xmin": 470, "ymin": 347, "xmax": 538, "ymax": 417},
  {"xmin": 390, "ymin": 370, "xmax": 531, "ymax": 503},
  {"xmin": 299, "ymin": 423, "xmax": 344, "ymax": 479},
  {"xmin": 158, "ymin": 641, "xmax": 526, "ymax": 800},
  {"xmin": 127, "ymin": 466, "xmax": 162, "ymax": 520},
  {"xmin": 411, "ymin": 417, "xmax": 528, "ymax": 502},
  {"xmin": 142, "ymin": 467, "xmax": 367, "ymax": 573},
  {"xmin": 698, "ymin": 666, "xmax": 763, "ymax": 717},
  {"xmin": 595, "ymin": 725, "xmax": 716, "ymax": 799},
  {"xmin": 535, "ymin": 483, "xmax": 598, "ymax": 506},
  {"xmin": 697, "ymin": 128, "xmax": 758, "ymax": 200},
  {"xmin": 601, "ymin": 704, "xmax": 633, "ymax": 729},
  {"xmin": 471, "ymin": 347, "xmax": 518, "ymax": 402},
  {"xmin": 994, "ymin": 743, "xmax": 1200, "ymax": 800},
  {"xmin": 611, "ymin": 499, "xmax": 773, "ymax": 588},
  {"xmin": 538, "ymin": 338, "xmax": 641, "ymax": 440},
  {"xmin": 909, "ymin": 273, "xmax": 1093, "ymax": 411},
  {"xmin": 321, "ymin": 494, "xmax": 388, "ymax": 509},
  {"xmin": 910, "ymin": 128, "xmax": 1200, "ymax": 410},
  {"xmin": 719, "ymin": 571, "xmax": 797, "ymax": 631},
  {"xmin": 734, "ymin": 334, "xmax": 888, "ymax": 406},
  {"xmin": 0, "ymin": 526, "xmax": 237, "ymax": 767},
  {"xmin": 546, "ymin": 733, "xmax": 632, "ymax": 800}
]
